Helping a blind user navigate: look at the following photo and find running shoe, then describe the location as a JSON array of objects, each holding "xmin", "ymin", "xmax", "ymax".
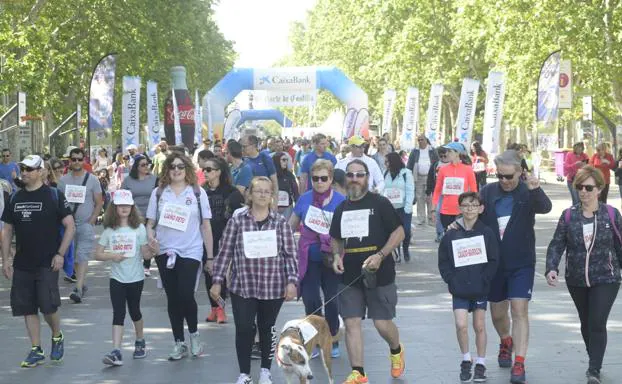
[
  {"xmin": 460, "ymin": 360, "xmax": 473, "ymax": 382},
  {"xmin": 133, "ymin": 339, "xmax": 146, "ymax": 359},
  {"xmin": 343, "ymin": 370, "xmax": 368, "ymax": 384},
  {"xmin": 168, "ymin": 341, "xmax": 188, "ymax": 361},
  {"xmin": 235, "ymin": 373, "xmax": 253, "ymax": 384},
  {"xmin": 473, "ymin": 363, "xmax": 487, "ymax": 382},
  {"xmin": 69, "ymin": 287, "xmax": 82, "ymax": 303},
  {"xmin": 50, "ymin": 331, "xmax": 64, "ymax": 362},
  {"xmin": 510, "ymin": 362, "xmax": 526, "ymax": 384},
  {"xmin": 258, "ymin": 367, "xmax": 272, "ymax": 384},
  {"xmin": 586, "ymin": 368, "xmax": 601, "ymax": 384},
  {"xmin": 311, "ymin": 346, "xmax": 320, "ymax": 359},
  {"xmin": 331, "ymin": 341, "xmax": 341, "ymax": 358},
  {"xmin": 205, "ymin": 307, "xmax": 218, "ymax": 322},
  {"xmin": 21, "ymin": 346, "xmax": 45, "ymax": 368},
  {"xmin": 102, "ymin": 349, "xmax": 123, "ymax": 366},
  {"xmin": 189, "ymin": 332, "xmax": 203, "ymax": 357},
  {"xmin": 64, "ymin": 274, "xmax": 77, "ymax": 283},
  {"xmin": 216, "ymin": 306, "xmax": 227, "ymax": 323},
  {"xmin": 144, "ymin": 268, "xmax": 151, "ymax": 277},
  {"xmin": 390, "ymin": 343, "xmax": 405, "ymax": 378},
  {"xmin": 498, "ymin": 337, "xmax": 513, "ymax": 368}
]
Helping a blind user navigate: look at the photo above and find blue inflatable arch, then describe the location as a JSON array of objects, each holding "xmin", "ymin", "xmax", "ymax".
[{"xmin": 237, "ymin": 109, "xmax": 293, "ymax": 128}]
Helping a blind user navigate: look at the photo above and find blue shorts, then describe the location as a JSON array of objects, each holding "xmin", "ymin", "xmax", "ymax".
[
  {"xmin": 488, "ymin": 266, "xmax": 535, "ymax": 302},
  {"xmin": 452, "ymin": 296, "xmax": 487, "ymax": 312}
]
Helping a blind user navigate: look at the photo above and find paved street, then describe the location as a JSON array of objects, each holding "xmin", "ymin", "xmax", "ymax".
[{"xmin": 1, "ymin": 179, "xmax": 622, "ymax": 383}]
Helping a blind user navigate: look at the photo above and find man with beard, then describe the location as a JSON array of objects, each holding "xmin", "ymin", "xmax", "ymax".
[{"xmin": 329, "ymin": 159, "xmax": 406, "ymax": 384}]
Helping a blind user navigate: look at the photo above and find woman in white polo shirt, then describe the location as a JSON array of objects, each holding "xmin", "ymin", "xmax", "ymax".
[{"xmin": 145, "ymin": 152, "xmax": 213, "ymax": 361}]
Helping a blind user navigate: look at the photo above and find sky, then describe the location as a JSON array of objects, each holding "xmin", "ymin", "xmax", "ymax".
[{"xmin": 213, "ymin": 0, "xmax": 317, "ymax": 68}]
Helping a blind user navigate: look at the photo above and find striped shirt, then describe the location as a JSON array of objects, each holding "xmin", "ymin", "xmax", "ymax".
[{"xmin": 213, "ymin": 209, "xmax": 298, "ymax": 300}]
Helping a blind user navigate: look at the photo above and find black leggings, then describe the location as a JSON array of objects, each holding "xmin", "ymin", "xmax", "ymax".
[
  {"xmin": 204, "ymin": 271, "xmax": 227, "ymax": 307},
  {"xmin": 440, "ymin": 213, "xmax": 458, "ymax": 231},
  {"xmin": 110, "ymin": 279, "xmax": 144, "ymax": 326},
  {"xmin": 155, "ymin": 254, "xmax": 200, "ymax": 342},
  {"xmin": 230, "ymin": 293, "xmax": 284, "ymax": 374},
  {"xmin": 568, "ymin": 283, "xmax": 620, "ymax": 371}
]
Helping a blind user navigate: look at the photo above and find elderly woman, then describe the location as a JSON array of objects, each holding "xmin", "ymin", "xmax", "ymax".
[
  {"xmin": 289, "ymin": 159, "xmax": 345, "ymax": 359},
  {"xmin": 589, "ymin": 143, "xmax": 615, "ymax": 203},
  {"xmin": 546, "ymin": 166, "xmax": 622, "ymax": 384}
]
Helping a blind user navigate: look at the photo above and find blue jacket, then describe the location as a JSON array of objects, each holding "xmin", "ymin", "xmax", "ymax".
[{"xmin": 479, "ymin": 181, "xmax": 552, "ymax": 270}]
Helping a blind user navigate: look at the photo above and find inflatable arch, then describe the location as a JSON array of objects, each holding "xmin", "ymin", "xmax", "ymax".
[
  {"xmin": 203, "ymin": 66, "xmax": 368, "ymax": 140},
  {"xmin": 237, "ymin": 109, "xmax": 293, "ymax": 128}
]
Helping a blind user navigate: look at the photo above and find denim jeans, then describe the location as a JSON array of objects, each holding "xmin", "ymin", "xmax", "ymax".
[
  {"xmin": 300, "ymin": 260, "xmax": 340, "ymax": 336},
  {"xmin": 567, "ymin": 180, "xmax": 579, "ymax": 205}
]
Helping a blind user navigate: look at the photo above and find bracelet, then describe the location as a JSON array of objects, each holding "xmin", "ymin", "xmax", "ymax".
[{"xmin": 378, "ymin": 250, "xmax": 386, "ymax": 259}]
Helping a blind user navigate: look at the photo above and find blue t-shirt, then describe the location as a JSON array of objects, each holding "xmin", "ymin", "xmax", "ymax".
[
  {"xmin": 244, "ymin": 151, "xmax": 276, "ymax": 177},
  {"xmin": 495, "ymin": 194, "xmax": 514, "ymax": 218},
  {"xmin": 300, "ymin": 152, "xmax": 337, "ymax": 191},
  {"xmin": 0, "ymin": 162, "xmax": 19, "ymax": 186},
  {"xmin": 294, "ymin": 189, "xmax": 346, "ymax": 261},
  {"xmin": 295, "ymin": 148, "xmax": 313, "ymax": 176},
  {"xmin": 232, "ymin": 162, "xmax": 253, "ymax": 189}
]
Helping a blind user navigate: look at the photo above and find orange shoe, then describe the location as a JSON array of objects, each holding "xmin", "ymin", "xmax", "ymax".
[
  {"xmin": 342, "ymin": 370, "xmax": 368, "ymax": 384},
  {"xmin": 390, "ymin": 343, "xmax": 405, "ymax": 378},
  {"xmin": 216, "ymin": 306, "xmax": 227, "ymax": 323},
  {"xmin": 205, "ymin": 307, "xmax": 218, "ymax": 322}
]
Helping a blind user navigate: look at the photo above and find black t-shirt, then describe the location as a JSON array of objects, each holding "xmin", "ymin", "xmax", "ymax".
[
  {"xmin": 2, "ymin": 185, "xmax": 71, "ymax": 272},
  {"xmin": 205, "ymin": 184, "xmax": 244, "ymax": 254},
  {"xmin": 329, "ymin": 192, "xmax": 401, "ymax": 286}
]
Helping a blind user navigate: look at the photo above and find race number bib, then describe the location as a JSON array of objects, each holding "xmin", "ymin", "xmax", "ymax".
[
  {"xmin": 65, "ymin": 185, "xmax": 86, "ymax": 204},
  {"xmin": 451, "ymin": 235, "xmax": 488, "ymax": 267},
  {"xmin": 278, "ymin": 190, "xmax": 290, "ymax": 207},
  {"xmin": 497, "ymin": 216, "xmax": 510, "ymax": 240},
  {"xmin": 304, "ymin": 205, "xmax": 332, "ymax": 235},
  {"xmin": 583, "ymin": 223, "xmax": 594, "ymax": 250},
  {"xmin": 341, "ymin": 209, "xmax": 370, "ymax": 238},
  {"xmin": 473, "ymin": 162, "xmax": 486, "ymax": 172},
  {"xmin": 159, "ymin": 203, "xmax": 191, "ymax": 232},
  {"xmin": 282, "ymin": 320, "xmax": 318, "ymax": 345},
  {"xmin": 110, "ymin": 232, "xmax": 137, "ymax": 258},
  {"xmin": 442, "ymin": 177, "xmax": 464, "ymax": 196},
  {"xmin": 383, "ymin": 187, "xmax": 404, "ymax": 204},
  {"xmin": 243, "ymin": 230, "xmax": 278, "ymax": 259}
]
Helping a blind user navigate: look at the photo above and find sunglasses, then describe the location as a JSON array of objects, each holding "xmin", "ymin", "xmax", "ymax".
[
  {"xmin": 204, "ymin": 166, "xmax": 219, "ymax": 173},
  {"xmin": 575, "ymin": 184, "xmax": 597, "ymax": 192},
  {"xmin": 20, "ymin": 166, "xmax": 39, "ymax": 173},
  {"xmin": 138, "ymin": 162, "xmax": 149, "ymax": 167},
  {"xmin": 496, "ymin": 173, "xmax": 515, "ymax": 180},
  {"xmin": 169, "ymin": 164, "xmax": 186, "ymax": 170},
  {"xmin": 346, "ymin": 171, "xmax": 368, "ymax": 179},
  {"xmin": 70, "ymin": 157, "xmax": 84, "ymax": 162},
  {"xmin": 312, "ymin": 175, "xmax": 329, "ymax": 182}
]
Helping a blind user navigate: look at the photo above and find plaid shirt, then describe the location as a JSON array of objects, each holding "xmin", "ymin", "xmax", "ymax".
[{"xmin": 213, "ymin": 209, "xmax": 298, "ymax": 300}]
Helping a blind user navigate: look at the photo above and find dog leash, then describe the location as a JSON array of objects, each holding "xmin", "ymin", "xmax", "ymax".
[{"xmin": 301, "ymin": 272, "xmax": 365, "ymax": 322}]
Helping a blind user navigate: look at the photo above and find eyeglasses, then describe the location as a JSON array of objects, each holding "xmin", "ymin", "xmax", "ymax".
[
  {"xmin": 70, "ymin": 157, "xmax": 84, "ymax": 162},
  {"xmin": 252, "ymin": 189, "xmax": 272, "ymax": 196},
  {"xmin": 496, "ymin": 173, "xmax": 515, "ymax": 180},
  {"xmin": 280, "ymin": 158, "xmax": 288, "ymax": 162},
  {"xmin": 20, "ymin": 166, "xmax": 39, "ymax": 173},
  {"xmin": 575, "ymin": 184, "xmax": 597, "ymax": 192},
  {"xmin": 169, "ymin": 164, "xmax": 186, "ymax": 170},
  {"xmin": 312, "ymin": 175, "xmax": 329, "ymax": 182},
  {"xmin": 2, "ymin": 155, "xmax": 10, "ymax": 158},
  {"xmin": 346, "ymin": 171, "xmax": 368, "ymax": 179},
  {"xmin": 204, "ymin": 166, "xmax": 219, "ymax": 173},
  {"xmin": 459, "ymin": 204, "xmax": 480, "ymax": 210}
]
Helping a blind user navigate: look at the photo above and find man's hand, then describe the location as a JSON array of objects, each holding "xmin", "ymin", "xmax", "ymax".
[
  {"xmin": 526, "ymin": 175, "xmax": 540, "ymax": 190},
  {"xmin": 51, "ymin": 254, "xmax": 64, "ymax": 272},
  {"xmin": 88, "ymin": 216, "xmax": 97, "ymax": 226},
  {"xmin": 362, "ymin": 253, "xmax": 383, "ymax": 271},
  {"xmin": 284, "ymin": 283, "xmax": 297, "ymax": 301},
  {"xmin": 546, "ymin": 271, "xmax": 558, "ymax": 287},
  {"xmin": 3, "ymin": 263, "xmax": 13, "ymax": 280},
  {"xmin": 332, "ymin": 256, "xmax": 344, "ymax": 274},
  {"xmin": 204, "ymin": 259, "xmax": 213, "ymax": 274}
]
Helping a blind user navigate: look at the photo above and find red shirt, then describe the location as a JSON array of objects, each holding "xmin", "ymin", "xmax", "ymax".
[
  {"xmin": 432, "ymin": 162, "xmax": 478, "ymax": 215},
  {"xmin": 590, "ymin": 153, "xmax": 615, "ymax": 184}
]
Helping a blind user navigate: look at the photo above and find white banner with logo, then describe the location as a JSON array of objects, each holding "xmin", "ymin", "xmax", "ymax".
[
  {"xmin": 194, "ymin": 89, "xmax": 202, "ymax": 145},
  {"xmin": 456, "ymin": 78, "xmax": 480, "ymax": 148},
  {"xmin": 254, "ymin": 68, "xmax": 316, "ymax": 90},
  {"xmin": 381, "ymin": 89, "xmax": 397, "ymax": 135},
  {"xmin": 265, "ymin": 89, "xmax": 317, "ymax": 107},
  {"xmin": 401, "ymin": 87, "xmax": 419, "ymax": 151},
  {"xmin": 583, "ymin": 96, "xmax": 593, "ymax": 121},
  {"xmin": 425, "ymin": 84, "xmax": 443, "ymax": 147},
  {"xmin": 482, "ymin": 72, "xmax": 505, "ymax": 154},
  {"xmin": 558, "ymin": 60, "xmax": 572, "ymax": 109},
  {"xmin": 171, "ymin": 87, "xmax": 182, "ymax": 144},
  {"xmin": 18, "ymin": 92, "xmax": 26, "ymax": 127},
  {"xmin": 121, "ymin": 76, "xmax": 141, "ymax": 152},
  {"xmin": 146, "ymin": 81, "xmax": 161, "ymax": 148}
]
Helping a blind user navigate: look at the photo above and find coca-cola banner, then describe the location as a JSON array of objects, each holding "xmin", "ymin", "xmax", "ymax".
[
  {"xmin": 400, "ymin": 87, "xmax": 419, "ymax": 151},
  {"xmin": 121, "ymin": 76, "xmax": 141, "ymax": 153},
  {"xmin": 171, "ymin": 87, "xmax": 182, "ymax": 145},
  {"xmin": 165, "ymin": 89, "xmax": 194, "ymax": 148},
  {"xmin": 455, "ymin": 78, "xmax": 480, "ymax": 148},
  {"xmin": 88, "ymin": 53, "xmax": 117, "ymax": 151},
  {"xmin": 425, "ymin": 83, "xmax": 443, "ymax": 147},
  {"xmin": 194, "ymin": 89, "xmax": 202, "ymax": 145},
  {"xmin": 381, "ymin": 89, "xmax": 397, "ymax": 135},
  {"xmin": 146, "ymin": 81, "xmax": 161, "ymax": 148},
  {"xmin": 482, "ymin": 72, "xmax": 505, "ymax": 154}
]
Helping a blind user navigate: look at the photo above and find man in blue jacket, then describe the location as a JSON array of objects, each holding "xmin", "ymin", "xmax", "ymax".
[{"xmin": 479, "ymin": 150, "xmax": 552, "ymax": 384}]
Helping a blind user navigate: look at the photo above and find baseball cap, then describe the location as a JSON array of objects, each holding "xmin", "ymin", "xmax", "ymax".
[
  {"xmin": 126, "ymin": 144, "xmax": 138, "ymax": 151},
  {"xmin": 442, "ymin": 142, "xmax": 466, "ymax": 154},
  {"xmin": 348, "ymin": 135, "xmax": 366, "ymax": 146},
  {"xmin": 19, "ymin": 155, "xmax": 43, "ymax": 169},
  {"xmin": 113, "ymin": 189, "xmax": 135, "ymax": 205},
  {"xmin": 62, "ymin": 145, "xmax": 78, "ymax": 157}
]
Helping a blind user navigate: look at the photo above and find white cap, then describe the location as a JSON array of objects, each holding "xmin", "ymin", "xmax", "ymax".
[
  {"xmin": 112, "ymin": 189, "xmax": 134, "ymax": 205},
  {"xmin": 126, "ymin": 144, "xmax": 138, "ymax": 151},
  {"xmin": 19, "ymin": 155, "xmax": 43, "ymax": 169},
  {"xmin": 63, "ymin": 145, "xmax": 78, "ymax": 157}
]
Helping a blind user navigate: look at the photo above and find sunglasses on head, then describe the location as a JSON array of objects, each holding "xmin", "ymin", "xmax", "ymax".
[
  {"xmin": 70, "ymin": 157, "xmax": 84, "ymax": 162},
  {"xmin": 496, "ymin": 173, "xmax": 515, "ymax": 180},
  {"xmin": 312, "ymin": 175, "xmax": 329, "ymax": 182},
  {"xmin": 170, "ymin": 164, "xmax": 186, "ymax": 170},
  {"xmin": 346, "ymin": 171, "xmax": 367, "ymax": 179},
  {"xmin": 20, "ymin": 166, "xmax": 39, "ymax": 173},
  {"xmin": 575, "ymin": 184, "xmax": 597, "ymax": 192}
]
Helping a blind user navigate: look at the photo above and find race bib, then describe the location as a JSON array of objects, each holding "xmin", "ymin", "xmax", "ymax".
[
  {"xmin": 282, "ymin": 320, "xmax": 318, "ymax": 345},
  {"xmin": 473, "ymin": 162, "xmax": 486, "ymax": 172},
  {"xmin": 442, "ymin": 177, "xmax": 464, "ymax": 195},
  {"xmin": 583, "ymin": 223, "xmax": 594, "ymax": 250},
  {"xmin": 110, "ymin": 232, "xmax": 137, "ymax": 258},
  {"xmin": 278, "ymin": 190, "xmax": 290, "ymax": 207},
  {"xmin": 497, "ymin": 216, "xmax": 510, "ymax": 240},
  {"xmin": 243, "ymin": 230, "xmax": 278, "ymax": 259},
  {"xmin": 159, "ymin": 203, "xmax": 191, "ymax": 232},
  {"xmin": 383, "ymin": 187, "xmax": 404, "ymax": 204},
  {"xmin": 451, "ymin": 235, "xmax": 488, "ymax": 267},
  {"xmin": 65, "ymin": 185, "xmax": 86, "ymax": 204},
  {"xmin": 341, "ymin": 209, "xmax": 370, "ymax": 238},
  {"xmin": 304, "ymin": 205, "xmax": 332, "ymax": 235}
]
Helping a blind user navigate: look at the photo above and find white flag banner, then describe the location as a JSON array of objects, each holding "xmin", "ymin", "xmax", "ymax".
[
  {"xmin": 482, "ymin": 72, "xmax": 505, "ymax": 154},
  {"xmin": 76, "ymin": 104, "xmax": 81, "ymax": 130},
  {"xmin": 18, "ymin": 92, "xmax": 26, "ymax": 127},
  {"xmin": 171, "ymin": 87, "xmax": 182, "ymax": 145},
  {"xmin": 146, "ymin": 81, "xmax": 161, "ymax": 149},
  {"xmin": 583, "ymin": 96, "xmax": 593, "ymax": 121},
  {"xmin": 425, "ymin": 84, "xmax": 444, "ymax": 147},
  {"xmin": 455, "ymin": 78, "xmax": 480, "ymax": 148},
  {"xmin": 381, "ymin": 89, "xmax": 397, "ymax": 135},
  {"xmin": 121, "ymin": 76, "xmax": 141, "ymax": 152},
  {"xmin": 194, "ymin": 89, "xmax": 202, "ymax": 145},
  {"xmin": 400, "ymin": 87, "xmax": 419, "ymax": 151},
  {"xmin": 205, "ymin": 92, "xmax": 213, "ymax": 140},
  {"xmin": 558, "ymin": 60, "xmax": 572, "ymax": 109}
]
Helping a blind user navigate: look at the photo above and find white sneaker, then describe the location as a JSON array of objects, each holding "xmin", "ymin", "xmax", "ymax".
[
  {"xmin": 189, "ymin": 331, "xmax": 203, "ymax": 357},
  {"xmin": 258, "ymin": 368, "xmax": 272, "ymax": 384},
  {"xmin": 235, "ymin": 373, "xmax": 254, "ymax": 384},
  {"xmin": 168, "ymin": 341, "xmax": 188, "ymax": 361}
]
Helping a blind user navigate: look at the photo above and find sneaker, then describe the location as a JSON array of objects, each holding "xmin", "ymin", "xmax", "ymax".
[
  {"xmin": 310, "ymin": 346, "xmax": 320, "ymax": 359},
  {"xmin": 168, "ymin": 341, "xmax": 188, "ymax": 361},
  {"xmin": 390, "ymin": 343, "xmax": 405, "ymax": 378},
  {"xmin": 69, "ymin": 287, "xmax": 82, "ymax": 303},
  {"xmin": 235, "ymin": 373, "xmax": 253, "ymax": 384},
  {"xmin": 473, "ymin": 363, "xmax": 487, "ymax": 382},
  {"xmin": 64, "ymin": 274, "xmax": 77, "ymax": 283},
  {"xmin": 498, "ymin": 337, "xmax": 513, "ymax": 368},
  {"xmin": 189, "ymin": 332, "xmax": 203, "ymax": 357},
  {"xmin": 21, "ymin": 346, "xmax": 45, "ymax": 368},
  {"xmin": 586, "ymin": 368, "xmax": 601, "ymax": 384},
  {"xmin": 205, "ymin": 307, "xmax": 218, "ymax": 322},
  {"xmin": 258, "ymin": 368, "xmax": 272, "ymax": 384},
  {"xmin": 133, "ymin": 339, "xmax": 146, "ymax": 359},
  {"xmin": 50, "ymin": 331, "xmax": 64, "ymax": 362},
  {"xmin": 343, "ymin": 370, "xmax": 369, "ymax": 384},
  {"xmin": 216, "ymin": 306, "xmax": 227, "ymax": 323},
  {"xmin": 460, "ymin": 360, "xmax": 473, "ymax": 382},
  {"xmin": 251, "ymin": 342, "xmax": 261, "ymax": 360},
  {"xmin": 510, "ymin": 362, "xmax": 526, "ymax": 384},
  {"xmin": 331, "ymin": 341, "xmax": 341, "ymax": 358},
  {"xmin": 102, "ymin": 349, "xmax": 123, "ymax": 366},
  {"xmin": 144, "ymin": 268, "xmax": 151, "ymax": 277}
]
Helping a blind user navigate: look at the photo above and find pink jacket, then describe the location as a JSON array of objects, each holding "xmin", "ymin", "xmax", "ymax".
[{"xmin": 563, "ymin": 152, "xmax": 588, "ymax": 181}]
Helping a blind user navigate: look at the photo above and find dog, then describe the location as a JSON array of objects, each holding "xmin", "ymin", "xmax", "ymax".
[{"xmin": 276, "ymin": 314, "xmax": 334, "ymax": 384}]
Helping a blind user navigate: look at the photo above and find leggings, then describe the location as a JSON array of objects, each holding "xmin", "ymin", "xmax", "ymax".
[
  {"xmin": 301, "ymin": 260, "xmax": 340, "ymax": 336},
  {"xmin": 204, "ymin": 272, "xmax": 227, "ymax": 307},
  {"xmin": 110, "ymin": 279, "xmax": 144, "ymax": 326},
  {"xmin": 155, "ymin": 254, "xmax": 200, "ymax": 342},
  {"xmin": 440, "ymin": 213, "xmax": 458, "ymax": 231},
  {"xmin": 230, "ymin": 293, "xmax": 284, "ymax": 374},
  {"xmin": 567, "ymin": 283, "xmax": 620, "ymax": 371}
]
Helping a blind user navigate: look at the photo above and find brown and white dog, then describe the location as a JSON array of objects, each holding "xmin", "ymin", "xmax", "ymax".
[{"xmin": 276, "ymin": 314, "xmax": 334, "ymax": 384}]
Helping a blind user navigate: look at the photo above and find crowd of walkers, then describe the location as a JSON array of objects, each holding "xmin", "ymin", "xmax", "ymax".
[{"xmin": 0, "ymin": 133, "xmax": 620, "ymax": 384}]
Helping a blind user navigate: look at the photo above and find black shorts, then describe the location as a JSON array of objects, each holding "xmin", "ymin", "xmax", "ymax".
[{"xmin": 11, "ymin": 268, "xmax": 61, "ymax": 316}]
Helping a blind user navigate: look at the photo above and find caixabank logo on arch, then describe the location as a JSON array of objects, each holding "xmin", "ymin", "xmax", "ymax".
[{"xmin": 253, "ymin": 67, "xmax": 316, "ymax": 90}]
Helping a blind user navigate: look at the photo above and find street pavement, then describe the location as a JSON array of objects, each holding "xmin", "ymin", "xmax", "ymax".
[{"xmin": 1, "ymin": 179, "xmax": 622, "ymax": 384}]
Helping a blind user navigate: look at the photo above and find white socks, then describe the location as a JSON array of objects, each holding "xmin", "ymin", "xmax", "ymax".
[
  {"xmin": 463, "ymin": 352, "xmax": 471, "ymax": 361},
  {"xmin": 476, "ymin": 356, "xmax": 486, "ymax": 366}
]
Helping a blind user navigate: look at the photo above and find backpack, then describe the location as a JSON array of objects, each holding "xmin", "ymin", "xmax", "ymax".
[
  {"xmin": 154, "ymin": 184, "xmax": 204, "ymax": 227},
  {"xmin": 563, "ymin": 205, "xmax": 622, "ymax": 245}
]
